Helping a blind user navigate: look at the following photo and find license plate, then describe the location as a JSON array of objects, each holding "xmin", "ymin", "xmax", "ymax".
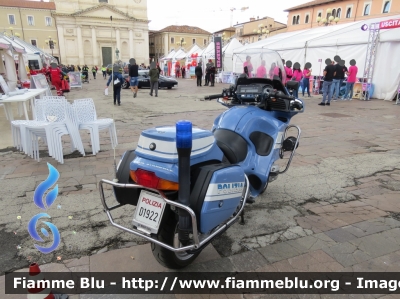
[{"xmin": 132, "ymin": 190, "xmax": 166, "ymax": 234}]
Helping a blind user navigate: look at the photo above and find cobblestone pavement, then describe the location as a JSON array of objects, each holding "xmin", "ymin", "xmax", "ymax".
[{"xmin": 0, "ymin": 74, "xmax": 400, "ymax": 298}]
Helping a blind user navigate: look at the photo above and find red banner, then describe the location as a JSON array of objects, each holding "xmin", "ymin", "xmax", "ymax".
[{"xmin": 379, "ymin": 19, "xmax": 400, "ymax": 29}]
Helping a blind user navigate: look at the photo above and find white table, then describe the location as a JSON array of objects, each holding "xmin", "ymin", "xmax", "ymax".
[{"xmin": 0, "ymin": 89, "xmax": 47, "ymax": 121}]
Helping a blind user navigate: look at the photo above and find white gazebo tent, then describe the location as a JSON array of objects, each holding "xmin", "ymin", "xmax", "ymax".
[
  {"xmin": 0, "ymin": 34, "xmax": 26, "ymax": 91},
  {"xmin": 170, "ymin": 48, "xmax": 186, "ymax": 77},
  {"xmin": 1, "ymin": 35, "xmax": 28, "ymax": 82},
  {"xmin": 160, "ymin": 49, "xmax": 175, "ymax": 76},
  {"xmin": 221, "ymin": 38, "xmax": 243, "ymax": 71},
  {"xmin": 233, "ymin": 14, "xmax": 400, "ymax": 100},
  {"xmin": 12, "ymin": 36, "xmax": 57, "ymax": 68}
]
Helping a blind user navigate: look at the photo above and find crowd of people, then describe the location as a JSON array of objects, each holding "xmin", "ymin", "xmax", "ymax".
[{"xmin": 240, "ymin": 55, "xmax": 358, "ymax": 105}]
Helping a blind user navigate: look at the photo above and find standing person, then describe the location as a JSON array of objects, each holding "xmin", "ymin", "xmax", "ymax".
[
  {"xmin": 343, "ymin": 59, "xmax": 358, "ymax": 101},
  {"xmin": 256, "ymin": 60, "xmax": 267, "ymax": 78},
  {"xmin": 175, "ymin": 62, "xmax": 180, "ymax": 78},
  {"xmin": 284, "ymin": 61, "xmax": 293, "ymax": 85},
  {"xmin": 205, "ymin": 60, "xmax": 212, "ymax": 86},
  {"xmin": 128, "ymin": 58, "xmax": 139, "ymax": 98},
  {"xmin": 82, "ymin": 64, "xmax": 89, "ymax": 82},
  {"xmin": 92, "ymin": 66, "xmax": 97, "ymax": 79},
  {"xmin": 292, "ymin": 63, "xmax": 303, "ymax": 98},
  {"xmin": 77, "ymin": 65, "xmax": 81, "ymax": 72},
  {"xmin": 319, "ymin": 58, "xmax": 336, "ymax": 106},
  {"xmin": 334, "ymin": 60, "xmax": 348, "ymax": 100},
  {"xmin": 49, "ymin": 63, "xmax": 63, "ymax": 96},
  {"xmin": 209, "ymin": 64, "xmax": 216, "ymax": 87},
  {"xmin": 101, "ymin": 65, "xmax": 107, "ymax": 79},
  {"xmin": 181, "ymin": 65, "xmax": 186, "ymax": 79},
  {"xmin": 195, "ymin": 62, "xmax": 203, "ymax": 86},
  {"xmin": 149, "ymin": 62, "xmax": 159, "ymax": 97},
  {"xmin": 163, "ymin": 63, "xmax": 168, "ymax": 76},
  {"xmin": 243, "ymin": 56, "xmax": 253, "ymax": 78},
  {"xmin": 106, "ymin": 66, "xmax": 124, "ymax": 106},
  {"xmin": 156, "ymin": 63, "xmax": 162, "ymax": 77},
  {"xmin": 268, "ymin": 63, "xmax": 276, "ymax": 79},
  {"xmin": 332, "ymin": 61, "xmax": 345, "ymax": 101},
  {"xmin": 302, "ymin": 63, "xmax": 312, "ymax": 97}
]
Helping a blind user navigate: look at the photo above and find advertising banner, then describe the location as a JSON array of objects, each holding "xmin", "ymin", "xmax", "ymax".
[
  {"xmin": 379, "ymin": 19, "xmax": 400, "ymax": 29},
  {"xmin": 68, "ymin": 72, "xmax": 83, "ymax": 89},
  {"xmin": 214, "ymin": 37, "xmax": 222, "ymax": 69},
  {"xmin": 31, "ymin": 74, "xmax": 52, "ymax": 96}
]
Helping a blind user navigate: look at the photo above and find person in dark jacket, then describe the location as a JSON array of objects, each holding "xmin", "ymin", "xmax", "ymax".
[
  {"xmin": 195, "ymin": 63, "xmax": 203, "ymax": 86},
  {"xmin": 128, "ymin": 58, "xmax": 139, "ymax": 98},
  {"xmin": 106, "ymin": 65, "xmax": 124, "ymax": 106},
  {"xmin": 205, "ymin": 60, "xmax": 212, "ymax": 86},
  {"xmin": 149, "ymin": 62, "xmax": 159, "ymax": 97}
]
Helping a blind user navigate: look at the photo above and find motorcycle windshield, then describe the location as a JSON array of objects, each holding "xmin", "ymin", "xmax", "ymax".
[{"xmin": 233, "ymin": 49, "xmax": 286, "ymax": 83}]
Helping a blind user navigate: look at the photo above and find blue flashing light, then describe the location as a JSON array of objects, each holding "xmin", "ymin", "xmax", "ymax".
[{"xmin": 176, "ymin": 120, "xmax": 192, "ymax": 149}]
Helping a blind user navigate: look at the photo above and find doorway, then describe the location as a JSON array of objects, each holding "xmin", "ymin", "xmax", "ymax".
[{"xmin": 102, "ymin": 47, "xmax": 112, "ymax": 67}]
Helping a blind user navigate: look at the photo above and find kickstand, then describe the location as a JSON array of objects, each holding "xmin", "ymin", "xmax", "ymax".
[{"xmin": 240, "ymin": 209, "xmax": 245, "ymax": 225}]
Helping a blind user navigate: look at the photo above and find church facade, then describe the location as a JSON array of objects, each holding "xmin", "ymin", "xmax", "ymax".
[{"xmin": 52, "ymin": 0, "xmax": 149, "ymax": 67}]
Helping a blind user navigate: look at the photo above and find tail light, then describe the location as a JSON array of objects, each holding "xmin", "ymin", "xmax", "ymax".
[{"xmin": 130, "ymin": 169, "xmax": 179, "ymax": 191}]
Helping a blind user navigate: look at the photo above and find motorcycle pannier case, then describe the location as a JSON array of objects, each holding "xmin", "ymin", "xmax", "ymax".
[{"xmin": 189, "ymin": 164, "xmax": 245, "ymax": 234}]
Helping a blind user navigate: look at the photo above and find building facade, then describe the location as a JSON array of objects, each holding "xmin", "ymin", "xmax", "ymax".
[
  {"xmin": 0, "ymin": 0, "xmax": 59, "ymax": 61},
  {"xmin": 213, "ymin": 26, "xmax": 236, "ymax": 46},
  {"xmin": 285, "ymin": 0, "xmax": 400, "ymax": 32},
  {"xmin": 149, "ymin": 25, "xmax": 211, "ymax": 61},
  {"xmin": 52, "ymin": 0, "xmax": 149, "ymax": 66},
  {"xmin": 234, "ymin": 16, "xmax": 287, "ymax": 44}
]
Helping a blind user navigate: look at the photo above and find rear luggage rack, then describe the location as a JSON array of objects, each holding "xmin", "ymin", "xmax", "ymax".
[{"xmin": 99, "ymin": 176, "xmax": 249, "ymax": 253}]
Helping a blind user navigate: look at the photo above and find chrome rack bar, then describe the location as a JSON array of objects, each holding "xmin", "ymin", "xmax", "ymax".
[
  {"xmin": 99, "ymin": 175, "xmax": 250, "ymax": 253},
  {"xmin": 278, "ymin": 124, "xmax": 301, "ymax": 174}
]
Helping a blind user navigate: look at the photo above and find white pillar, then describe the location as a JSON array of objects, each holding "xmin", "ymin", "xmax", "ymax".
[
  {"xmin": 129, "ymin": 29, "xmax": 134, "ymax": 58},
  {"xmin": 57, "ymin": 25, "xmax": 66, "ymax": 64},
  {"xmin": 91, "ymin": 26, "xmax": 98, "ymax": 66},
  {"xmin": 77, "ymin": 25, "xmax": 84, "ymax": 65},
  {"xmin": 116, "ymin": 28, "xmax": 121, "ymax": 57}
]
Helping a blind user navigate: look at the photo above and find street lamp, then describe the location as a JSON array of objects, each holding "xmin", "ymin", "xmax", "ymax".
[
  {"xmin": 254, "ymin": 24, "xmax": 269, "ymax": 41},
  {"xmin": 317, "ymin": 9, "xmax": 340, "ymax": 26},
  {"xmin": 45, "ymin": 36, "xmax": 57, "ymax": 56},
  {"xmin": 115, "ymin": 48, "xmax": 120, "ymax": 60},
  {"xmin": 176, "ymin": 38, "xmax": 186, "ymax": 48}
]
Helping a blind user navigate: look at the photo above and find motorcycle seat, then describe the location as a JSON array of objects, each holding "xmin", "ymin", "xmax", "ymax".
[{"xmin": 214, "ymin": 129, "xmax": 247, "ymax": 164}]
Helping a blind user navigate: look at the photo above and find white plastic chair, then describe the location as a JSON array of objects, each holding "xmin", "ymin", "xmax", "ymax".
[
  {"xmin": 73, "ymin": 98, "xmax": 117, "ymax": 155},
  {"xmin": 11, "ymin": 97, "xmax": 50, "ymax": 151},
  {"xmin": 20, "ymin": 98, "xmax": 85, "ymax": 164}
]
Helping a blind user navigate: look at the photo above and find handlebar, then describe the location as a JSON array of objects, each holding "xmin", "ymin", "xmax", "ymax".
[{"xmin": 204, "ymin": 94, "xmax": 223, "ymax": 100}]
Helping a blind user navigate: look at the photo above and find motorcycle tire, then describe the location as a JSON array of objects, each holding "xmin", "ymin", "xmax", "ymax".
[{"xmin": 151, "ymin": 211, "xmax": 201, "ymax": 269}]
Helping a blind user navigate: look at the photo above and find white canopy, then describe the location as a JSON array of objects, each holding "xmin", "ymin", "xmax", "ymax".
[
  {"xmin": 202, "ymin": 41, "xmax": 215, "ymax": 60},
  {"xmin": 0, "ymin": 37, "xmax": 11, "ymax": 50},
  {"xmin": 222, "ymin": 38, "xmax": 243, "ymax": 71},
  {"xmin": 161, "ymin": 50, "xmax": 176, "ymax": 61},
  {"xmin": 184, "ymin": 44, "xmax": 202, "ymax": 59},
  {"xmin": 172, "ymin": 48, "xmax": 186, "ymax": 61},
  {"xmin": 233, "ymin": 15, "xmax": 400, "ymax": 100}
]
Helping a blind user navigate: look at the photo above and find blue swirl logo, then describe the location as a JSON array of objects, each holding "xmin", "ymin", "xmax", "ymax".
[
  {"xmin": 28, "ymin": 163, "xmax": 61, "ymax": 254},
  {"xmin": 33, "ymin": 163, "xmax": 59, "ymax": 210}
]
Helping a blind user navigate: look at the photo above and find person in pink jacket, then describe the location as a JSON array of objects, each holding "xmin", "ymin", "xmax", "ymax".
[
  {"xmin": 243, "ymin": 56, "xmax": 253, "ymax": 78},
  {"xmin": 256, "ymin": 60, "xmax": 267, "ymax": 78},
  {"xmin": 284, "ymin": 61, "xmax": 293, "ymax": 85},
  {"xmin": 292, "ymin": 62, "xmax": 303, "ymax": 98}
]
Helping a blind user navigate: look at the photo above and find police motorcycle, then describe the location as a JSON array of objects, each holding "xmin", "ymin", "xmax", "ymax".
[{"xmin": 99, "ymin": 49, "xmax": 304, "ymax": 269}]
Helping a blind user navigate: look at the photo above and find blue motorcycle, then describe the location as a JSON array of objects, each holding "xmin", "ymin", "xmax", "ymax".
[{"xmin": 99, "ymin": 52, "xmax": 304, "ymax": 269}]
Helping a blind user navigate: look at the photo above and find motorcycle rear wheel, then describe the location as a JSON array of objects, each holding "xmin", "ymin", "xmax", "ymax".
[{"xmin": 151, "ymin": 214, "xmax": 201, "ymax": 269}]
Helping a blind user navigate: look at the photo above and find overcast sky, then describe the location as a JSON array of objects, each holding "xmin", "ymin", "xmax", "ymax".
[{"xmin": 147, "ymin": 0, "xmax": 312, "ymax": 32}]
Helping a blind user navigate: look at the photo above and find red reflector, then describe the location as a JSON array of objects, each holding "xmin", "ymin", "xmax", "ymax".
[{"xmin": 135, "ymin": 169, "xmax": 159, "ymax": 189}]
